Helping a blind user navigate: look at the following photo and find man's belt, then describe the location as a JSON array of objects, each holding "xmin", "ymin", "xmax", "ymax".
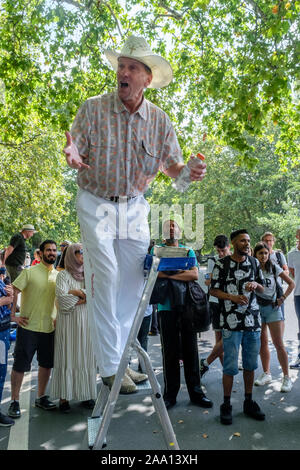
[{"xmin": 108, "ymin": 196, "xmax": 137, "ymax": 203}]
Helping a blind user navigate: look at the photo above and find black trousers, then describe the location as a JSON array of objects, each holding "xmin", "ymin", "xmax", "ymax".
[{"xmin": 159, "ymin": 308, "xmax": 201, "ymax": 402}]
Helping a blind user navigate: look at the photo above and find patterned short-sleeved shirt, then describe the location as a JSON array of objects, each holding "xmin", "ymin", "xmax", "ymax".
[
  {"xmin": 211, "ymin": 256, "xmax": 264, "ymax": 332},
  {"xmin": 71, "ymin": 92, "xmax": 183, "ymax": 198}
]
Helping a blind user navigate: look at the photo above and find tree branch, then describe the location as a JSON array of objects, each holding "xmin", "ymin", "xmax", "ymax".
[
  {"xmin": 244, "ymin": 0, "xmax": 267, "ymax": 21},
  {"xmin": 0, "ymin": 134, "xmax": 42, "ymax": 148},
  {"xmin": 102, "ymin": 2, "xmax": 123, "ymax": 38},
  {"xmin": 158, "ymin": 1, "xmax": 184, "ymax": 20},
  {"xmin": 55, "ymin": 0, "xmax": 84, "ymax": 9}
]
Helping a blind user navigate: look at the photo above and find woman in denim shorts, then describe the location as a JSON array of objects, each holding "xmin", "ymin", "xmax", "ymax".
[{"xmin": 254, "ymin": 242, "xmax": 295, "ymax": 392}]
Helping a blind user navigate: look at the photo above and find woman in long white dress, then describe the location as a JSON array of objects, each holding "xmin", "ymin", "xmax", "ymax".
[{"xmin": 51, "ymin": 243, "xmax": 97, "ymax": 412}]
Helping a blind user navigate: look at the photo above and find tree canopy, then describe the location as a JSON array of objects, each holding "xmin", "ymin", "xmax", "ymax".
[{"xmin": 0, "ymin": 0, "xmax": 299, "ymax": 249}]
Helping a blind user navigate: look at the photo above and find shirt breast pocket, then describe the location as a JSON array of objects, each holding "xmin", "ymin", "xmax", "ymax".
[
  {"xmin": 90, "ymin": 130, "xmax": 101, "ymax": 148},
  {"xmin": 138, "ymin": 140, "xmax": 160, "ymax": 176},
  {"xmin": 89, "ymin": 131, "xmax": 118, "ymax": 166}
]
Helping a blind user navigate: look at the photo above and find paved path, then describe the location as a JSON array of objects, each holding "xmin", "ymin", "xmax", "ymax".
[{"xmin": 1, "ymin": 291, "xmax": 299, "ymax": 452}]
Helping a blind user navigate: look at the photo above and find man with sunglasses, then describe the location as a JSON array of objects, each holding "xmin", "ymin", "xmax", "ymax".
[{"xmin": 55, "ymin": 240, "xmax": 71, "ymax": 269}]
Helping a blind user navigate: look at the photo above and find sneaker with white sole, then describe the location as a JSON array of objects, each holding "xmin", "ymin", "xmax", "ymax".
[
  {"xmin": 8, "ymin": 400, "xmax": 21, "ymax": 419},
  {"xmin": 255, "ymin": 372, "xmax": 272, "ymax": 386},
  {"xmin": 281, "ymin": 376, "xmax": 292, "ymax": 392},
  {"xmin": 0, "ymin": 412, "xmax": 15, "ymax": 427},
  {"xmin": 35, "ymin": 395, "xmax": 56, "ymax": 410},
  {"xmin": 290, "ymin": 358, "xmax": 300, "ymax": 369}
]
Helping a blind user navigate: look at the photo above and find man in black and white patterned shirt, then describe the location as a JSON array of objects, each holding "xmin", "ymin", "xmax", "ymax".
[{"xmin": 210, "ymin": 229, "xmax": 265, "ymax": 425}]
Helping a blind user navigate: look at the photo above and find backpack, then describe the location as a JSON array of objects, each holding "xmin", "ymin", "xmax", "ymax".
[{"xmin": 186, "ymin": 281, "xmax": 210, "ymax": 333}]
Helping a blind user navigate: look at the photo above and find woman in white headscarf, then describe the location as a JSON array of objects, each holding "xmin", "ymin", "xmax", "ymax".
[{"xmin": 51, "ymin": 243, "xmax": 97, "ymax": 412}]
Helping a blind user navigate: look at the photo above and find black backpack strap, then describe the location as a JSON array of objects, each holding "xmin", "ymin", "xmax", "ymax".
[
  {"xmin": 275, "ymin": 251, "xmax": 283, "ymax": 267},
  {"xmin": 247, "ymin": 255, "xmax": 258, "ymax": 278},
  {"xmin": 215, "ymin": 255, "xmax": 231, "ymax": 312},
  {"xmin": 221, "ymin": 255, "xmax": 231, "ymax": 280}
]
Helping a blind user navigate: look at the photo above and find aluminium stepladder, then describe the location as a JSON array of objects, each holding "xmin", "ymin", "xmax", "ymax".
[{"xmin": 87, "ymin": 245, "xmax": 196, "ymax": 450}]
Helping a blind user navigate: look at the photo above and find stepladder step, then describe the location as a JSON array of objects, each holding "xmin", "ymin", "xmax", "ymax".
[{"xmin": 88, "ymin": 417, "xmax": 107, "ymax": 449}]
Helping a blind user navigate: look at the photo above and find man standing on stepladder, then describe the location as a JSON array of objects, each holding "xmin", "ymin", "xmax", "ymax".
[{"xmin": 63, "ymin": 36, "xmax": 207, "ymax": 392}]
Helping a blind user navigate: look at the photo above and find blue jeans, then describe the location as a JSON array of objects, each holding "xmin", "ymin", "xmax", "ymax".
[
  {"xmin": 259, "ymin": 304, "xmax": 282, "ymax": 324},
  {"xmin": 222, "ymin": 330, "xmax": 261, "ymax": 376},
  {"xmin": 0, "ymin": 329, "xmax": 10, "ymax": 404}
]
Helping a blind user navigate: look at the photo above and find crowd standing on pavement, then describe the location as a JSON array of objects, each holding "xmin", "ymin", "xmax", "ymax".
[
  {"xmin": 0, "ymin": 34, "xmax": 299, "ymax": 438},
  {"xmin": 0, "ymin": 221, "xmax": 299, "ymax": 432}
]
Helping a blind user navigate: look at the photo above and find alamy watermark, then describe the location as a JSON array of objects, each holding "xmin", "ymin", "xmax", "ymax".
[{"xmin": 95, "ymin": 201, "xmax": 204, "ymax": 250}]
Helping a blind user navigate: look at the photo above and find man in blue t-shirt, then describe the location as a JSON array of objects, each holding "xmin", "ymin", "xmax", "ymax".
[{"xmin": 153, "ymin": 219, "xmax": 213, "ymax": 410}]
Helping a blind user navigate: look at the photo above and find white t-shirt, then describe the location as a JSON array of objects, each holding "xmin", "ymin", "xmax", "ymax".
[
  {"xmin": 288, "ymin": 248, "xmax": 300, "ymax": 295},
  {"xmin": 256, "ymin": 264, "xmax": 283, "ymax": 301},
  {"xmin": 207, "ymin": 256, "xmax": 218, "ymax": 303},
  {"xmin": 270, "ymin": 251, "xmax": 287, "ymax": 268}
]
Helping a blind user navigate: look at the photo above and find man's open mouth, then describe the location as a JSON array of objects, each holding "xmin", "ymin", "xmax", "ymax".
[{"xmin": 120, "ymin": 82, "xmax": 129, "ymax": 88}]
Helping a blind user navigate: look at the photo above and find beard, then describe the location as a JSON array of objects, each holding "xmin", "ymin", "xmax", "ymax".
[
  {"xmin": 43, "ymin": 256, "xmax": 56, "ymax": 265},
  {"xmin": 237, "ymin": 248, "xmax": 249, "ymax": 256}
]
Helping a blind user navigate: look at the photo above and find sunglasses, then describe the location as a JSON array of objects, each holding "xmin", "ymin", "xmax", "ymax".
[{"xmin": 75, "ymin": 249, "xmax": 83, "ymax": 254}]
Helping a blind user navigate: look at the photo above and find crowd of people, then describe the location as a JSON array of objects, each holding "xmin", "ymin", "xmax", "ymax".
[
  {"xmin": 0, "ymin": 223, "xmax": 299, "ymax": 430},
  {"xmin": 0, "ymin": 34, "xmax": 299, "ymax": 441},
  {"xmin": 0, "ymin": 237, "xmax": 100, "ymax": 425},
  {"xmin": 203, "ymin": 228, "xmax": 298, "ymax": 425}
]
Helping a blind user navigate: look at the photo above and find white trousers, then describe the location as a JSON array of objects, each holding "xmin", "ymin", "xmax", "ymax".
[{"xmin": 76, "ymin": 189, "xmax": 150, "ymax": 377}]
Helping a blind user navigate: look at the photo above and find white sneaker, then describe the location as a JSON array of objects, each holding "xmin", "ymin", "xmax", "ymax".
[
  {"xmin": 281, "ymin": 376, "xmax": 292, "ymax": 392},
  {"xmin": 254, "ymin": 372, "xmax": 272, "ymax": 386},
  {"xmin": 289, "ymin": 357, "xmax": 300, "ymax": 369}
]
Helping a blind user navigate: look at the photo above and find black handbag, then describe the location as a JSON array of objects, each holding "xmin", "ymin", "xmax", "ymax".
[
  {"xmin": 149, "ymin": 278, "xmax": 169, "ymax": 305},
  {"xmin": 168, "ymin": 280, "xmax": 187, "ymax": 308},
  {"xmin": 257, "ymin": 296, "xmax": 273, "ymax": 306},
  {"xmin": 187, "ymin": 281, "xmax": 211, "ymax": 332}
]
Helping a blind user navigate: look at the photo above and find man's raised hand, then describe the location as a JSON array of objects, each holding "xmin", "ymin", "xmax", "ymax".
[{"xmin": 64, "ymin": 131, "xmax": 90, "ymax": 169}]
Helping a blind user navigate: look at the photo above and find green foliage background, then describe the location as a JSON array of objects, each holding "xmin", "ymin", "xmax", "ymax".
[{"xmin": 0, "ymin": 0, "xmax": 299, "ymax": 252}]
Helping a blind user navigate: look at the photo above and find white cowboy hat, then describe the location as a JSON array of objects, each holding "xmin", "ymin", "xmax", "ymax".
[
  {"xmin": 21, "ymin": 224, "xmax": 35, "ymax": 231},
  {"xmin": 104, "ymin": 36, "xmax": 173, "ymax": 89}
]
